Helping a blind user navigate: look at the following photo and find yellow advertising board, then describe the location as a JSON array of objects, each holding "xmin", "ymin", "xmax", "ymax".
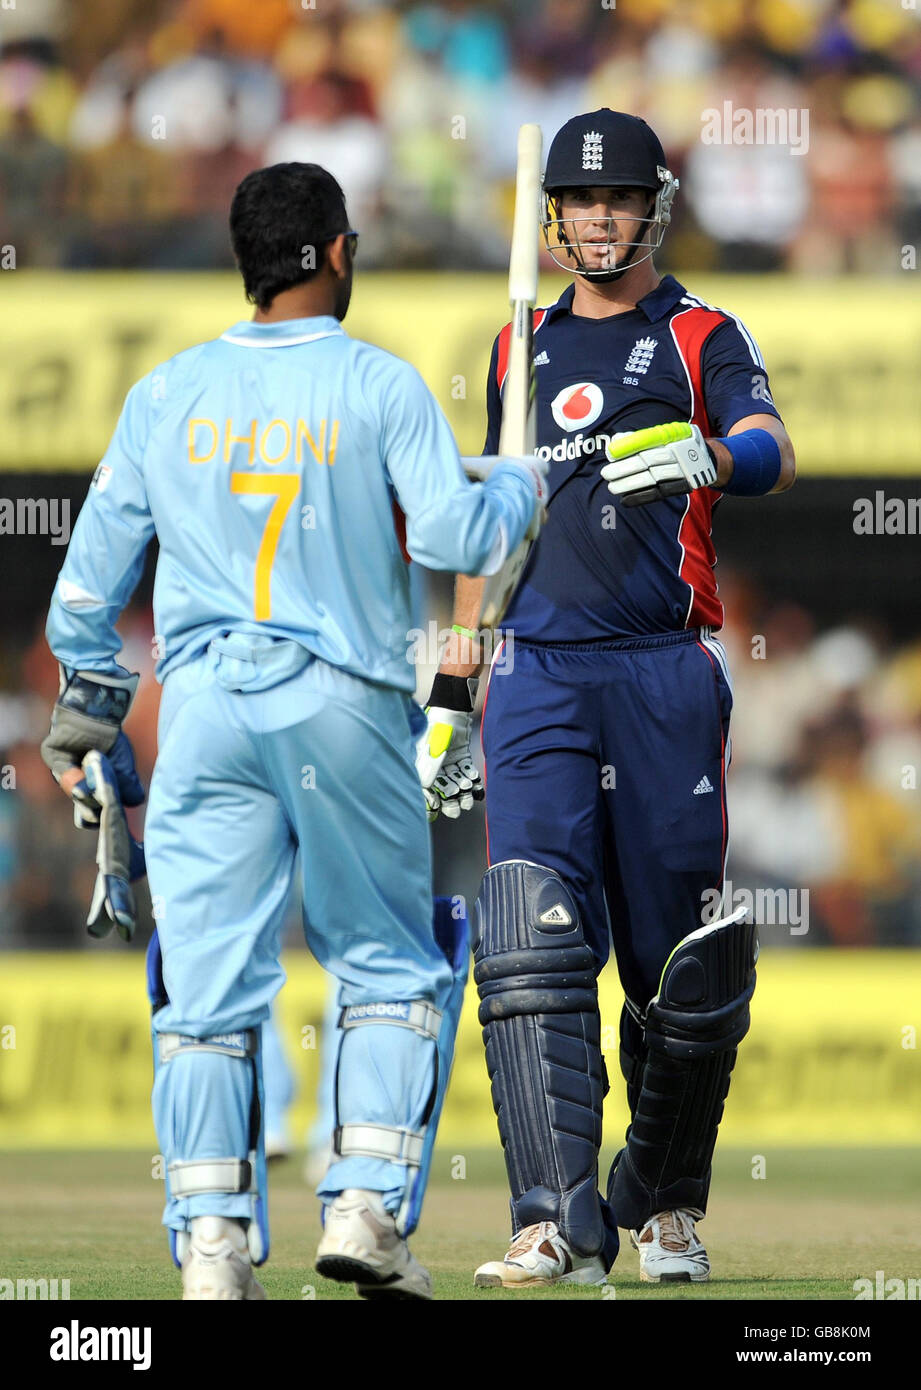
[
  {"xmin": 0, "ymin": 273, "xmax": 918, "ymax": 474},
  {"xmin": 0, "ymin": 950, "xmax": 918, "ymax": 1149}
]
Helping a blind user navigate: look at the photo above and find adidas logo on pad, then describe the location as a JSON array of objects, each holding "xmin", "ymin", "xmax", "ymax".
[
  {"xmin": 693, "ymin": 776, "xmax": 714, "ymax": 795},
  {"xmin": 539, "ymin": 903, "xmax": 572, "ymax": 926}
]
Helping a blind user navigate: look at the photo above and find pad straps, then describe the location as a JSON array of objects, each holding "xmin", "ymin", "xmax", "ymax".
[
  {"xmin": 157, "ymin": 1030, "xmax": 258, "ymax": 1063},
  {"xmin": 338, "ymin": 1000, "xmax": 442, "ymax": 1038},
  {"xmin": 331, "ymin": 999, "xmax": 442, "ymax": 1173},
  {"xmin": 333, "ymin": 1124, "xmax": 425, "ymax": 1167},
  {"xmin": 169, "ymin": 1158, "xmax": 254, "ymax": 1198}
]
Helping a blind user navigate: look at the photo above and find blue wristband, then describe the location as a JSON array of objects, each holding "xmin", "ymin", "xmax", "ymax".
[{"xmin": 716, "ymin": 428, "xmax": 782, "ymax": 496}]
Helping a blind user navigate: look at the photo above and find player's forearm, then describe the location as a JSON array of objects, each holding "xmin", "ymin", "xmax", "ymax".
[
  {"xmin": 760, "ymin": 419, "xmax": 796, "ymax": 491},
  {"xmin": 709, "ymin": 415, "xmax": 796, "ymax": 494},
  {"xmin": 439, "ymin": 575, "xmax": 487, "ymax": 678}
]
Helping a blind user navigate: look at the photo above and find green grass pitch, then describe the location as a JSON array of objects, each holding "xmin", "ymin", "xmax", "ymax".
[{"xmin": 0, "ymin": 1147, "xmax": 916, "ymax": 1301}]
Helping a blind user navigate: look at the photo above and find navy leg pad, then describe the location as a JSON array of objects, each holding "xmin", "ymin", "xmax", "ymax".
[
  {"xmin": 474, "ymin": 860, "xmax": 615, "ymax": 1262},
  {"xmin": 609, "ymin": 909, "xmax": 758, "ymax": 1230}
]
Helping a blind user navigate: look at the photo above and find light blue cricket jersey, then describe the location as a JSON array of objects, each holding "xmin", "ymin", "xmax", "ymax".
[{"xmin": 46, "ymin": 316, "xmax": 535, "ymax": 691}]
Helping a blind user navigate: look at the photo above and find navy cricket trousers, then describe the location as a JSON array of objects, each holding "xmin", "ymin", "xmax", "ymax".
[{"xmin": 481, "ymin": 628, "xmax": 733, "ymax": 1013}]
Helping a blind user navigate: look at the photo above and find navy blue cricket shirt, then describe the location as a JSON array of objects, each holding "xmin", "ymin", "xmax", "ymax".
[{"xmin": 484, "ymin": 274, "xmax": 782, "ymax": 640}]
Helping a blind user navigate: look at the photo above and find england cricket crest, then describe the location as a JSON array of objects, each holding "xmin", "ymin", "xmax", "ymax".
[
  {"xmin": 582, "ymin": 129, "xmax": 603, "ymax": 171},
  {"xmin": 625, "ymin": 337, "xmax": 658, "ymax": 376}
]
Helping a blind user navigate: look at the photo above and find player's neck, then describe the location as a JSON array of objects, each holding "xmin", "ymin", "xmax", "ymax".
[
  {"xmin": 569, "ymin": 261, "xmax": 660, "ymax": 320},
  {"xmin": 253, "ymin": 284, "xmax": 337, "ymax": 323}
]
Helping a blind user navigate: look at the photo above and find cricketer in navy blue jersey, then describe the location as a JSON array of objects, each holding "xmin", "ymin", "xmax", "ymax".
[
  {"xmin": 484, "ymin": 276, "xmax": 783, "ymax": 640},
  {"xmin": 416, "ymin": 109, "xmax": 795, "ymax": 1289}
]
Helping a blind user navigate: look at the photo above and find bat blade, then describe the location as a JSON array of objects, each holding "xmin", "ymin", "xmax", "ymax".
[{"xmin": 477, "ymin": 122, "xmax": 543, "ymax": 631}]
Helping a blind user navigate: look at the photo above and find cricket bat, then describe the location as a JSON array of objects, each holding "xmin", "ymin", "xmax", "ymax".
[{"xmin": 463, "ymin": 123, "xmax": 543, "ymax": 631}]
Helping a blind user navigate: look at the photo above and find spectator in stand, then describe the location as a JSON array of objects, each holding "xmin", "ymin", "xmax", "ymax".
[
  {"xmin": 180, "ymin": 0, "xmax": 294, "ymax": 60},
  {"xmin": 684, "ymin": 42, "xmax": 810, "ymax": 272},
  {"xmin": 0, "ymin": 105, "xmax": 69, "ymax": 265},
  {"xmin": 67, "ymin": 31, "xmax": 153, "ymax": 151},
  {"xmin": 66, "ymin": 89, "xmax": 179, "ymax": 266},
  {"xmin": 172, "ymin": 96, "xmax": 259, "ymax": 268},
  {"xmin": 402, "ymin": 1, "xmax": 509, "ymax": 85},
  {"xmin": 0, "ymin": 34, "xmax": 77, "ymax": 145},
  {"xmin": 131, "ymin": 27, "xmax": 280, "ymax": 155},
  {"xmin": 264, "ymin": 68, "xmax": 387, "ymax": 251},
  {"xmin": 805, "ymin": 705, "xmax": 921, "ymax": 945}
]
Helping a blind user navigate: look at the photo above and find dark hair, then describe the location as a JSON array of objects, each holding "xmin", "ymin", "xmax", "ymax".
[{"xmin": 229, "ymin": 163, "xmax": 349, "ymax": 310}]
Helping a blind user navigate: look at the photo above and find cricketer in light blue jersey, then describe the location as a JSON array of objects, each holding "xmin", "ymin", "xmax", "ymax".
[
  {"xmin": 48, "ymin": 317, "xmax": 535, "ymax": 687},
  {"xmin": 42, "ymin": 161, "xmax": 541, "ymax": 1301}
]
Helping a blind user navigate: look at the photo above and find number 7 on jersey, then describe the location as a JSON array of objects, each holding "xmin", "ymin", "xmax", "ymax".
[{"xmin": 231, "ymin": 472, "xmax": 300, "ymax": 621}]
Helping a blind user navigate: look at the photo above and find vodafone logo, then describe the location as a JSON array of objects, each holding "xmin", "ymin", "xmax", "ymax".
[{"xmin": 550, "ymin": 382, "xmax": 604, "ymax": 432}]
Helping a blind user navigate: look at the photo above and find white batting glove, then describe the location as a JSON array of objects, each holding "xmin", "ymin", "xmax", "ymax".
[
  {"xmin": 415, "ymin": 675, "xmax": 483, "ymax": 822},
  {"xmin": 602, "ymin": 422, "xmax": 717, "ymax": 508}
]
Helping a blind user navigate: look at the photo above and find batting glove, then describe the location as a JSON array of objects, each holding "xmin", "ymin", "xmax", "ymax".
[
  {"xmin": 602, "ymin": 422, "xmax": 717, "ymax": 508},
  {"xmin": 415, "ymin": 674, "xmax": 483, "ymax": 822}
]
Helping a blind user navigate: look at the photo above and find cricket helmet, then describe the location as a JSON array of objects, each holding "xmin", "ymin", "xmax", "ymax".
[{"xmin": 541, "ymin": 109, "xmax": 679, "ymax": 282}]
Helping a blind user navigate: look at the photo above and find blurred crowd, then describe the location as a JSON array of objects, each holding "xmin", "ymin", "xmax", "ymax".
[
  {"xmin": 0, "ymin": 0, "xmax": 919, "ymax": 273},
  {"xmin": 2, "ymin": 570, "xmax": 921, "ymax": 949},
  {"xmin": 718, "ymin": 573, "xmax": 921, "ymax": 947}
]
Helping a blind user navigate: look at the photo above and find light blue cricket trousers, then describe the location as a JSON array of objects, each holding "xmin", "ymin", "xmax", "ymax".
[{"xmin": 145, "ymin": 634, "xmax": 451, "ymax": 1230}]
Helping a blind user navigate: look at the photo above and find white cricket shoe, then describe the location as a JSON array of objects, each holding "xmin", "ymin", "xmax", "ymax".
[
  {"xmin": 474, "ymin": 1221, "xmax": 608, "ymax": 1289},
  {"xmin": 315, "ymin": 1189, "xmax": 433, "ymax": 1301},
  {"xmin": 630, "ymin": 1207, "xmax": 710, "ymax": 1283},
  {"xmin": 181, "ymin": 1216, "xmax": 266, "ymax": 1300}
]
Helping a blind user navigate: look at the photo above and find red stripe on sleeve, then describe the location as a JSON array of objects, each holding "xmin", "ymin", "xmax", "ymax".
[
  {"xmin": 496, "ymin": 308, "xmax": 548, "ymax": 396},
  {"xmin": 670, "ymin": 306, "xmax": 726, "ymax": 630},
  {"xmin": 496, "ymin": 323, "xmax": 512, "ymax": 395}
]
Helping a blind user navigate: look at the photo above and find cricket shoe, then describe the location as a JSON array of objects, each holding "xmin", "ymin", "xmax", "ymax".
[
  {"xmin": 181, "ymin": 1216, "xmax": 266, "ymax": 1300},
  {"xmin": 474, "ymin": 1221, "xmax": 608, "ymax": 1288},
  {"xmin": 315, "ymin": 1189, "xmax": 432, "ymax": 1301},
  {"xmin": 630, "ymin": 1207, "xmax": 710, "ymax": 1283}
]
